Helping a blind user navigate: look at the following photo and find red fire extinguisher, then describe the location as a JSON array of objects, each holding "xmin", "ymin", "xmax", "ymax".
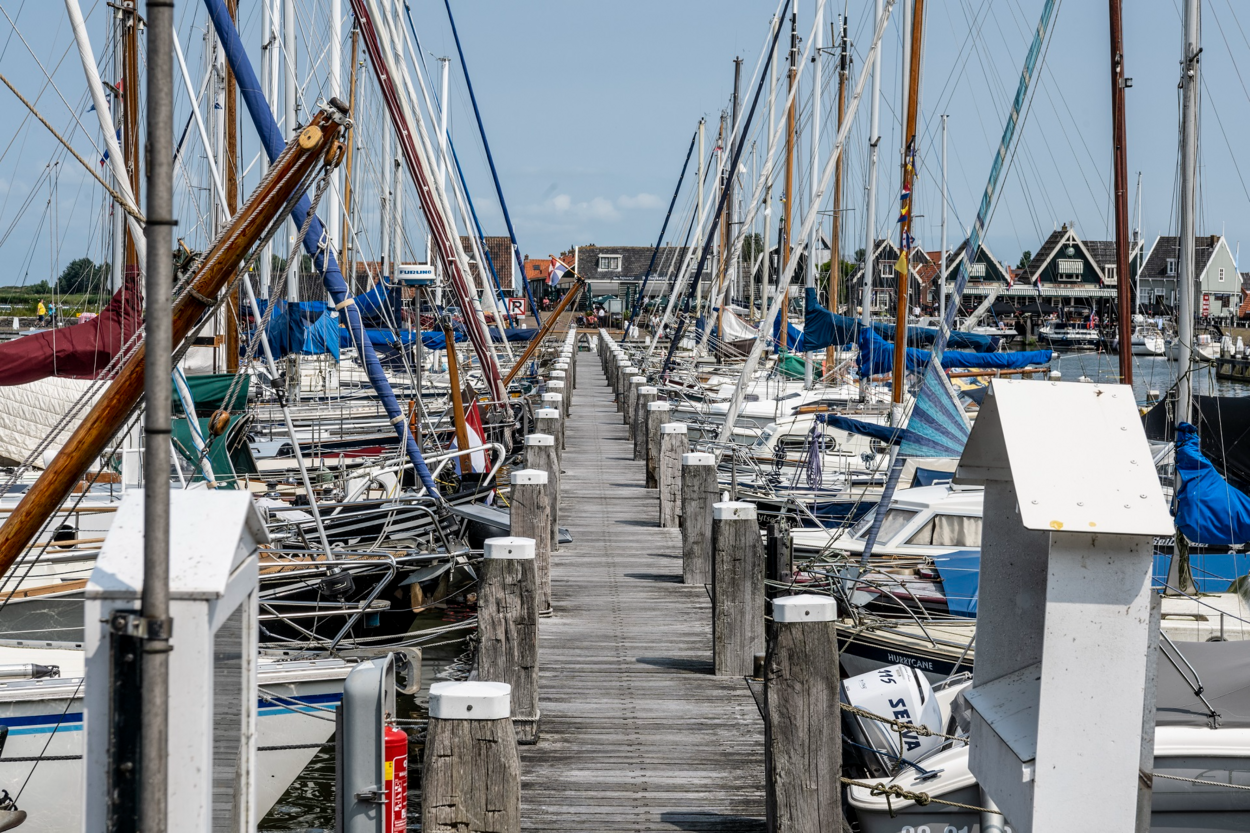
[{"xmin": 384, "ymin": 723, "xmax": 409, "ymax": 832}]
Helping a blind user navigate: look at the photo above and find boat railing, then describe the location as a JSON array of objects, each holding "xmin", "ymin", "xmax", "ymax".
[{"xmin": 339, "ymin": 442, "xmax": 507, "ymax": 503}]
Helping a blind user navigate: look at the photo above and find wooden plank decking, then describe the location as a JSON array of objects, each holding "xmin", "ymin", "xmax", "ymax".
[{"xmin": 519, "ymin": 352, "xmax": 765, "ymax": 831}]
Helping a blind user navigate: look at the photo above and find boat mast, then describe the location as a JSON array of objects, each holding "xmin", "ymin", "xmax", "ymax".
[
  {"xmin": 284, "ymin": 0, "xmax": 298, "ymax": 302},
  {"xmin": 859, "ymin": 0, "xmax": 883, "ymax": 400},
  {"xmin": 1134, "ymin": 170, "xmax": 1142, "ymax": 315},
  {"xmin": 225, "ymin": 0, "xmax": 240, "ymax": 373},
  {"xmin": 805, "ymin": 4, "xmax": 822, "ymax": 390},
  {"xmin": 328, "ymin": 0, "xmax": 342, "ymax": 263},
  {"xmin": 939, "ymin": 113, "xmax": 947, "ymax": 320},
  {"xmin": 259, "ymin": 0, "xmax": 275, "ymax": 298},
  {"xmin": 389, "ymin": 0, "xmax": 403, "ymax": 281},
  {"xmin": 762, "ymin": 24, "xmax": 777, "ymax": 322},
  {"xmin": 829, "ymin": 12, "xmax": 847, "ymax": 367},
  {"xmin": 121, "ymin": 2, "xmax": 141, "ymax": 271},
  {"xmin": 1110, "ymin": 0, "xmax": 1133, "ymax": 385},
  {"xmin": 715, "ymin": 111, "xmax": 728, "ymax": 338},
  {"xmin": 1176, "ymin": 0, "xmax": 1199, "ymax": 426},
  {"xmin": 780, "ymin": 10, "xmax": 797, "ymax": 354},
  {"xmin": 341, "ymin": 25, "xmax": 360, "ymax": 283},
  {"xmin": 891, "ymin": 0, "xmax": 925, "ymax": 419},
  {"xmin": 696, "ymin": 117, "xmax": 706, "ymax": 312}
]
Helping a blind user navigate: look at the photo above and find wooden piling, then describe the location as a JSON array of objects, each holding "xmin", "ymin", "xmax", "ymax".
[
  {"xmin": 476, "ymin": 537, "xmax": 541, "ymax": 744},
  {"xmin": 537, "ymin": 399, "xmax": 564, "ymax": 454},
  {"xmin": 764, "ymin": 594, "xmax": 841, "ymax": 833},
  {"xmin": 681, "ymin": 452, "xmax": 718, "ymax": 585},
  {"xmin": 634, "ymin": 386, "xmax": 657, "ymax": 461},
  {"xmin": 625, "ymin": 375, "xmax": 646, "ymax": 430},
  {"xmin": 658, "ymin": 423, "xmax": 689, "ymax": 528},
  {"xmin": 549, "ymin": 369, "xmax": 569, "ymax": 416},
  {"xmin": 547, "ymin": 380, "xmax": 567, "ymax": 420},
  {"xmin": 422, "ymin": 681, "xmax": 521, "ymax": 833},
  {"xmin": 509, "ymin": 471, "xmax": 553, "ymax": 616},
  {"xmin": 524, "ymin": 434, "xmax": 559, "ymax": 551},
  {"xmin": 712, "ymin": 501, "xmax": 764, "ymax": 676},
  {"xmin": 645, "ymin": 401, "xmax": 672, "ymax": 489}
]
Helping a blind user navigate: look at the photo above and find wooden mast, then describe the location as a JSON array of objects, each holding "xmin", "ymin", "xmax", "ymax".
[
  {"xmin": 0, "ymin": 109, "xmax": 348, "ymax": 573},
  {"xmin": 224, "ymin": 0, "xmax": 240, "ymax": 373},
  {"xmin": 780, "ymin": 11, "xmax": 797, "ymax": 354},
  {"xmin": 891, "ymin": 0, "xmax": 925, "ymax": 410},
  {"xmin": 442, "ymin": 319, "xmax": 472, "ymax": 474},
  {"xmin": 1109, "ymin": 0, "xmax": 1132, "ymax": 385},
  {"xmin": 341, "ymin": 25, "xmax": 360, "ymax": 285},
  {"xmin": 716, "ymin": 115, "xmax": 728, "ymax": 341},
  {"xmin": 828, "ymin": 14, "xmax": 848, "ymax": 372},
  {"xmin": 121, "ymin": 2, "xmax": 141, "ymax": 270}
]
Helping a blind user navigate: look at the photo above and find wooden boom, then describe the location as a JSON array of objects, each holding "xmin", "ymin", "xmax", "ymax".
[{"xmin": 0, "ymin": 105, "xmax": 348, "ymax": 575}]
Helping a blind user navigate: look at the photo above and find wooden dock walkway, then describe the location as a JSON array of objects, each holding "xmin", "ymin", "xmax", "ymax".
[{"xmin": 519, "ymin": 352, "xmax": 765, "ymax": 831}]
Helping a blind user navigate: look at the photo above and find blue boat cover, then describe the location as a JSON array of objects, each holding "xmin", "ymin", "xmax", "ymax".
[
  {"xmin": 491, "ymin": 327, "xmax": 540, "ymax": 343},
  {"xmin": 817, "ymin": 413, "xmax": 915, "ymax": 446},
  {"xmin": 265, "ymin": 301, "xmax": 340, "ymax": 360},
  {"xmin": 354, "ymin": 282, "xmax": 396, "ymax": 325},
  {"xmin": 1174, "ymin": 422, "xmax": 1250, "ymax": 546},
  {"xmin": 856, "ymin": 328, "xmax": 1052, "ymax": 377},
  {"xmin": 802, "ymin": 287, "xmax": 860, "ymax": 349},
  {"xmin": 932, "ymin": 550, "xmax": 980, "ymax": 617},
  {"xmin": 770, "ymin": 314, "xmax": 806, "ymax": 352},
  {"xmin": 880, "ymin": 321, "xmax": 999, "ymax": 353}
]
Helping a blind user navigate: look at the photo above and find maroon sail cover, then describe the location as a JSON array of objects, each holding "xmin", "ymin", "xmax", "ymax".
[{"xmin": 0, "ymin": 267, "xmax": 143, "ymax": 386}]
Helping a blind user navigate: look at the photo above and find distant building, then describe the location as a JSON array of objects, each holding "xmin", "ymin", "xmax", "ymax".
[
  {"xmin": 458, "ymin": 235, "xmax": 518, "ymax": 294},
  {"xmin": 1020, "ymin": 224, "xmax": 1143, "ymax": 304},
  {"xmin": 845, "ymin": 238, "xmax": 928, "ymax": 313},
  {"xmin": 573, "ymin": 245, "xmax": 694, "ymax": 296},
  {"xmin": 1139, "ymin": 234, "xmax": 1238, "ymax": 317}
]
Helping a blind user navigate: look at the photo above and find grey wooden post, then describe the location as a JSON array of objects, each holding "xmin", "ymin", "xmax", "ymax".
[
  {"xmin": 712, "ymin": 501, "xmax": 765, "ymax": 676},
  {"xmin": 645, "ymin": 401, "xmax": 672, "ymax": 489},
  {"xmin": 476, "ymin": 537, "xmax": 540, "ymax": 743},
  {"xmin": 626, "ymin": 376, "xmax": 646, "ymax": 434},
  {"xmin": 634, "ymin": 387, "xmax": 657, "ymax": 461},
  {"xmin": 765, "ymin": 594, "xmax": 841, "ymax": 832},
  {"xmin": 681, "ymin": 452, "xmax": 718, "ymax": 585},
  {"xmin": 658, "ymin": 423, "xmax": 689, "ymax": 528},
  {"xmin": 549, "ymin": 369, "xmax": 569, "ymax": 415},
  {"xmin": 422, "ymin": 681, "xmax": 520, "ymax": 832},
  {"xmin": 535, "ymin": 406, "xmax": 562, "ymax": 460},
  {"xmin": 554, "ymin": 361, "xmax": 573, "ymax": 409},
  {"xmin": 525, "ymin": 433, "xmax": 559, "ymax": 551},
  {"xmin": 616, "ymin": 364, "xmax": 635, "ymax": 411},
  {"xmin": 546, "ymin": 380, "xmax": 566, "ymax": 420},
  {"xmin": 509, "ymin": 471, "xmax": 553, "ymax": 616}
]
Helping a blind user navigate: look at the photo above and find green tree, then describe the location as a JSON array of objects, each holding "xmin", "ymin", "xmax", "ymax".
[
  {"xmin": 854, "ymin": 247, "xmax": 866, "ymax": 264},
  {"xmin": 1017, "ymin": 250, "xmax": 1033, "ymax": 271},
  {"xmin": 56, "ymin": 257, "xmax": 109, "ymax": 295},
  {"xmin": 741, "ymin": 232, "xmax": 765, "ymax": 266}
]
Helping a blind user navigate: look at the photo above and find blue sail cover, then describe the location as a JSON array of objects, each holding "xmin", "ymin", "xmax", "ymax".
[
  {"xmin": 265, "ymin": 301, "xmax": 341, "ymax": 360},
  {"xmin": 932, "ymin": 551, "xmax": 980, "ymax": 617},
  {"xmin": 878, "ymin": 321, "xmax": 998, "ymax": 353},
  {"xmin": 770, "ymin": 315, "xmax": 806, "ymax": 352},
  {"xmin": 817, "ymin": 413, "xmax": 915, "ymax": 446},
  {"xmin": 354, "ymin": 282, "xmax": 396, "ymax": 325},
  {"xmin": 803, "ymin": 287, "xmax": 860, "ymax": 349},
  {"xmin": 1175, "ymin": 422, "xmax": 1250, "ymax": 546},
  {"xmin": 856, "ymin": 328, "xmax": 1052, "ymax": 378}
]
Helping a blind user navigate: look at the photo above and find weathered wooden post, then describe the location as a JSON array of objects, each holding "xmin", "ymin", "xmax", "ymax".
[
  {"xmin": 634, "ymin": 386, "xmax": 657, "ymax": 461},
  {"xmin": 616, "ymin": 364, "xmax": 635, "ymax": 411},
  {"xmin": 509, "ymin": 471, "xmax": 553, "ymax": 616},
  {"xmin": 681, "ymin": 452, "xmax": 718, "ymax": 585},
  {"xmin": 549, "ymin": 369, "xmax": 569, "ymax": 416},
  {"xmin": 712, "ymin": 501, "xmax": 764, "ymax": 676},
  {"xmin": 645, "ymin": 401, "xmax": 672, "ymax": 489},
  {"xmin": 764, "ymin": 594, "xmax": 841, "ymax": 832},
  {"xmin": 546, "ymin": 380, "xmax": 566, "ymax": 421},
  {"xmin": 626, "ymin": 375, "xmax": 646, "ymax": 434},
  {"xmin": 476, "ymin": 537, "xmax": 540, "ymax": 743},
  {"xmin": 539, "ymin": 394, "xmax": 564, "ymax": 453},
  {"xmin": 532, "ymin": 400, "xmax": 562, "ymax": 457},
  {"xmin": 658, "ymin": 423, "xmax": 689, "ymax": 528},
  {"xmin": 525, "ymin": 433, "xmax": 559, "ymax": 551},
  {"xmin": 421, "ymin": 680, "xmax": 521, "ymax": 833}
]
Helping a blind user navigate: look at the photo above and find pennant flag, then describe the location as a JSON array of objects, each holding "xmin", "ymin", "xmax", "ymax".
[
  {"xmin": 895, "ymin": 251, "xmax": 909, "ymax": 277},
  {"xmin": 547, "ymin": 256, "xmax": 569, "ymax": 286}
]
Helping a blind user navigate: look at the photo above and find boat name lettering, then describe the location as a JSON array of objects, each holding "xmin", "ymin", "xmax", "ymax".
[{"xmin": 885, "ymin": 652, "xmax": 935, "ymax": 672}]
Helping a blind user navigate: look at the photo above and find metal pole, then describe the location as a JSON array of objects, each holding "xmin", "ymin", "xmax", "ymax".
[
  {"xmin": 805, "ymin": 3, "xmax": 823, "ymax": 389},
  {"xmin": 1110, "ymin": 0, "xmax": 1133, "ymax": 385},
  {"xmin": 940, "ymin": 113, "xmax": 947, "ymax": 321},
  {"xmin": 1176, "ymin": 0, "xmax": 1200, "ymax": 426},
  {"xmin": 763, "ymin": 25, "xmax": 777, "ymax": 321},
  {"xmin": 859, "ymin": 0, "xmax": 883, "ymax": 401},
  {"xmin": 142, "ymin": 0, "xmax": 175, "ymax": 829}
]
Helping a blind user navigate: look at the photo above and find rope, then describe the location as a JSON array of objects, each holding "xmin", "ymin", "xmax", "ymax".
[
  {"xmin": 840, "ymin": 776, "xmax": 1001, "ymax": 816},
  {"xmin": 0, "ymin": 72, "xmax": 144, "ymax": 224},
  {"xmin": 1150, "ymin": 770, "xmax": 1250, "ymax": 792},
  {"xmin": 839, "ymin": 702, "xmax": 968, "ymax": 745}
]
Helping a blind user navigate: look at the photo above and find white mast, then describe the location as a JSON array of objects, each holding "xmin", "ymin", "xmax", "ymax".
[
  {"xmin": 859, "ymin": 0, "xmax": 884, "ymax": 399},
  {"xmin": 390, "ymin": 0, "xmax": 404, "ymax": 278},
  {"xmin": 283, "ymin": 0, "xmax": 298, "ymax": 302},
  {"xmin": 1176, "ymin": 0, "xmax": 1200, "ymax": 426},
  {"xmin": 939, "ymin": 113, "xmax": 947, "ymax": 320},
  {"xmin": 805, "ymin": 0, "xmax": 824, "ymax": 388},
  {"xmin": 696, "ymin": 116, "xmax": 705, "ymax": 309},
  {"xmin": 327, "ymin": 0, "xmax": 342, "ymax": 259},
  {"xmin": 1134, "ymin": 169, "xmax": 1143, "ymax": 315},
  {"xmin": 258, "ymin": 0, "xmax": 276, "ymax": 297},
  {"xmin": 762, "ymin": 21, "xmax": 778, "ymax": 320}
]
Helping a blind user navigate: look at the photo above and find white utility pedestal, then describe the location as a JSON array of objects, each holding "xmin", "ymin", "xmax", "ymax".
[
  {"xmin": 955, "ymin": 380, "xmax": 1172, "ymax": 833},
  {"xmin": 84, "ymin": 489, "xmax": 268, "ymax": 832}
]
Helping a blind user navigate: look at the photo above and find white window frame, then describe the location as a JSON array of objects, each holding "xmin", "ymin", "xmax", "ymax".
[
  {"xmin": 1104, "ymin": 264, "xmax": 1117, "ymax": 284},
  {"xmin": 1056, "ymin": 259, "xmax": 1084, "ymax": 281},
  {"xmin": 969, "ymin": 263, "xmax": 986, "ymax": 278},
  {"xmin": 880, "ymin": 261, "xmax": 895, "ymax": 278},
  {"xmin": 1220, "ymin": 267, "xmax": 1226, "ymax": 282},
  {"xmin": 598, "ymin": 254, "xmax": 622, "ymax": 272},
  {"xmin": 1167, "ymin": 258, "xmax": 1177, "ymax": 276}
]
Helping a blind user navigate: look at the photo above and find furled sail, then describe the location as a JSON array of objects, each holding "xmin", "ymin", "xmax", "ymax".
[
  {"xmin": 855, "ymin": 328, "xmax": 1051, "ymax": 378},
  {"xmin": 1174, "ymin": 422, "xmax": 1250, "ymax": 546}
]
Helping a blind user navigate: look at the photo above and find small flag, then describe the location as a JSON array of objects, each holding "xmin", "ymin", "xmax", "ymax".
[
  {"xmin": 547, "ymin": 256, "xmax": 569, "ymax": 286},
  {"xmin": 895, "ymin": 251, "xmax": 909, "ymax": 277},
  {"xmin": 453, "ymin": 397, "xmax": 489, "ymax": 475}
]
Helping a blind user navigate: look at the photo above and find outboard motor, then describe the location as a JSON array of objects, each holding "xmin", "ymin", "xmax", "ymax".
[{"xmin": 840, "ymin": 664, "xmax": 944, "ymax": 779}]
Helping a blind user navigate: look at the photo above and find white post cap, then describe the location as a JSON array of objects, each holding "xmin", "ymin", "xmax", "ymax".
[
  {"xmin": 548, "ymin": 380, "xmax": 565, "ymax": 391},
  {"xmin": 660, "ymin": 422, "xmax": 687, "ymax": 435},
  {"xmin": 630, "ymin": 375, "xmax": 647, "ymax": 384},
  {"xmin": 773, "ymin": 594, "xmax": 837, "ymax": 623},
  {"xmin": 622, "ymin": 365, "xmax": 637, "ymax": 374},
  {"xmin": 713, "ymin": 501, "xmax": 757, "ymax": 521},
  {"xmin": 683, "ymin": 452, "xmax": 716, "ymax": 466},
  {"xmin": 638, "ymin": 386, "xmax": 658, "ymax": 395},
  {"xmin": 535, "ymin": 407, "xmax": 561, "ymax": 419},
  {"xmin": 510, "ymin": 469, "xmax": 549, "ymax": 486},
  {"xmin": 647, "ymin": 401, "xmax": 672, "ymax": 412},
  {"xmin": 484, "ymin": 536, "xmax": 536, "ymax": 560},
  {"xmin": 541, "ymin": 392, "xmax": 562, "ymax": 404},
  {"xmin": 428, "ymin": 681, "xmax": 512, "ymax": 720},
  {"xmin": 549, "ymin": 369, "xmax": 566, "ymax": 379},
  {"xmin": 525, "ymin": 433, "xmax": 556, "ymax": 447}
]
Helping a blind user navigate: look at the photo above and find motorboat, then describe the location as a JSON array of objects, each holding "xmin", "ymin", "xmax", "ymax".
[
  {"xmin": 1168, "ymin": 332, "xmax": 1220, "ymax": 363},
  {"xmin": 1038, "ymin": 320, "xmax": 1100, "ymax": 350}
]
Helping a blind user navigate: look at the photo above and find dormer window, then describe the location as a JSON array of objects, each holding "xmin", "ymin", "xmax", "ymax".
[
  {"xmin": 598, "ymin": 254, "xmax": 622, "ymax": 272},
  {"xmin": 1104, "ymin": 265, "xmax": 1117, "ymax": 283},
  {"xmin": 1167, "ymin": 258, "xmax": 1177, "ymax": 276}
]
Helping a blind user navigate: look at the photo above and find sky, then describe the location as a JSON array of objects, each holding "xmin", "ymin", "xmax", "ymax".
[{"xmin": 0, "ymin": 0, "xmax": 1246, "ymax": 290}]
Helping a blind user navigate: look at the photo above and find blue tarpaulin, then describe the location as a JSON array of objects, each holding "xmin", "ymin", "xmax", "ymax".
[
  {"xmin": 490, "ymin": 327, "xmax": 539, "ymax": 343},
  {"xmin": 802, "ymin": 287, "xmax": 862, "ymax": 350},
  {"xmin": 354, "ymin": 282, "xmax": 396, "ymax": 324},
  {"xmin": 265, "ymin": 301, "xmax": 340, "ymax": 360},
  {"xmin": 856, "ymin": 328, "xmax": 1052, "ymax": 378},
  {"xmin": 932, "ymin": 550, "xmax": 980, "ymax": 617},
  {"xmin": 881, "ymin": 320, "xmax": 999, "ymax": 353},
  {"xmin": 1174, "ymin": 422, "xmax": 1250, "ymax": 546},
  {"xmin": 817, "ymin": 413, "xmax": 915, "ymax": 446},
  {"xmin": 770, "ymin": 315, "xmax": 806, "ymax": 352}
]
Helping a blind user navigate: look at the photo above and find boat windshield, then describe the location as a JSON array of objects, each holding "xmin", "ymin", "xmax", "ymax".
[
  {"xmin": 850, "ymin": 507, "xmax": 918, "ymax": 542},
  {"xmin": 752, "ymin": 424, "xmax": 778, "ymax": 450}
]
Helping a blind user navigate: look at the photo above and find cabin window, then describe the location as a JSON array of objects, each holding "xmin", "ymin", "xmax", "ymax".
[
  {"xmin": 1104, "ymin": 265, "xmax": 1116, "ymax": 283},
  {"xmin": 969, "ymin": 263, "xmax": 986, "ymax": 278},
  {"xmin": 598, "ymin": 254, "xmax": 622, "ymax": 271},
  {"xmin": 1220, "ymin": 267, "xmax": 1226, "ymax": 282},
  {"xmin": 905, "ymin": 514, "xmax": 983, "ymax": 548},
  {"xmin": 1056, "ymin": 259, "xmax": 1083, "ymax": 281},
  {"xmin": 873, "ymin": 508, "xmax": 919, "ymax": 543},
  {"xmin": 1167, "ymin": 258, "xmax": 1177, "ymax": 276},
  {"xmin": 880, "ymin": 261, "xmax": 895, "ymax": 278}
]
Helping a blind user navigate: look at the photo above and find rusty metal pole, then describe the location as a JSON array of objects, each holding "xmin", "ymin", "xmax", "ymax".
[{"xmin": 1110, "ymin": 0, "xmax": 1133, "ymax": 385}]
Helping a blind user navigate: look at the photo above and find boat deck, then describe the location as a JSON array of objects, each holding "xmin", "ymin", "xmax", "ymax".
[{"xmin": 519, "ymin": 351, "xmax": 765, "ymax": 831}]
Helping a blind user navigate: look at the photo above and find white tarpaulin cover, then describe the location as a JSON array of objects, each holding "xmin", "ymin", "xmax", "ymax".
[{"xmin": 0, "ymin": 376, "xmax": 102, "ymax": 466}]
